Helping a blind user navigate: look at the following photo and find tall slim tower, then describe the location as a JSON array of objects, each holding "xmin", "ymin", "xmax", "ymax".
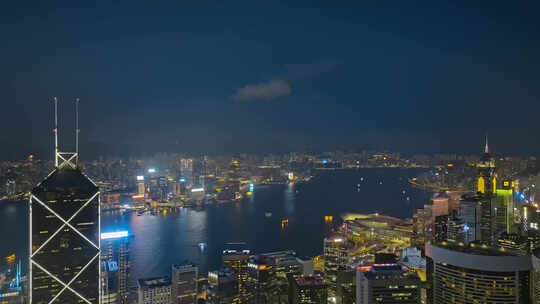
[
  {"xmin": 476, "ymin": 135, "xmax": 496, "ymax": 195},
  {"xmin": 29, "ymin": 97, "xmax": 101, "ymax": 303}
]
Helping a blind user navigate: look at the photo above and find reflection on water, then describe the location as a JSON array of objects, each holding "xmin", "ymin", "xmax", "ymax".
[
  {"xmin": 284, "ymin": 183, "xmax": 295, "ymax": 217},
  {"xmin": 1, "ymin": 168, "xmax": 431, "ymax": 285}
]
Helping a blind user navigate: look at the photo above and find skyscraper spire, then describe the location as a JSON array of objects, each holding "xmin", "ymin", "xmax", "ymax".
[{"xmin": 484, "ymin": 134, "xmax": 489, "ymax": 154}]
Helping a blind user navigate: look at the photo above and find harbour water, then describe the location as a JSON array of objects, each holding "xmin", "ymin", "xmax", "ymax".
[{"xmin": 0, "ymin": 168, "xmax": 431, "ymax": 285}]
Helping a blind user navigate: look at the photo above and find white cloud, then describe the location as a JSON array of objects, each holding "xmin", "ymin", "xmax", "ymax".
[{"xmin": 232, "ymin": 79, "xmax": 291, "ymax": 102}]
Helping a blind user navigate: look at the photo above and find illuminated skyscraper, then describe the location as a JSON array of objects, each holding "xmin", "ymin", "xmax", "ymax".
[
  {"xmin": 458, "ymin": 193, "xmax": 493, "ymax": 244},
  {"xmin": 222, "ymin": 250, "xmax": 250, "ymax": 303},
  {"xmin": 324, "ymin": 235, "xmax": 350, "ymax": 295},
  {"xmin": 476, "ymin": 136, "xmax": 496, "ymax": 195},
  {"xmin": 180, "ymin": 159, "xmax": 194, "ymax": 187},
  {"xmin": 207, "ymin": 268, "xmax": 240, "ymax": 304},
  {"xmin": 136, "ymin": 176, "xmax": 145, "ymax": 196},
  {"xmin": 101, "ymin": 231, "xmax": 131, "ymax": 303},
  {"xmin": 356, "ymin": 264, "xmax": 420, "ymax": 304},
  {"xmin": 495, "ymin": 179, "xmax": 515, "ymax": 234},
  {"xmin": 289, "ymin": 275, "xmax": 327, "ymax": 304},
  {"xmin": 246, "ymin": 255, "xmax": 276, "ymax": 304},
  {"xmin": 426, "ymin": 243, "xmax": 531, "ymax": 303},
  {"xmin": 101, "ymin": 261, "xmax": 119, "ymax": 304},
  {"xmin": 29, "ymin": 97, "xmax": 101, "ymax": 303}
]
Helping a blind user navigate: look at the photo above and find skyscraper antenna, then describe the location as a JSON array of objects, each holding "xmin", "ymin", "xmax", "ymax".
[
  {"xmin": 76, "ymin": 98, "xmax": 80, "ymax": 156},
  {"xmin": 53, "ymin": 96, "xmax": 59, "ymax": 167},
  {"xmin": 484, "ymin": 134, "xmax": 489, "ymax": 154},
  {"xmin": 51, "ymin": 96, "xmax": 79, "ymax": 169}
]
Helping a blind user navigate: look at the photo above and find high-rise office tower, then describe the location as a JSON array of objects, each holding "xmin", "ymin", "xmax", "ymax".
[
  {"xmin": 101, "ymin": 260, "xmax": 119, "ymax": 304},
  {"xmin": 207, "ymin": 268, "xmax": 240, "ymax": 304},
  {"xmin": 101, "ymin": 231, "xmax": 131, "ymax": 303},
  {"xmin": 222, "ymin": 250, "xmax": 250, "ymax": 303},
  {"xmin": 476, "ymin": 136, "xmax": 496, "ymax": 195},
  {"xmin": 171, "ymin": 263, "xmax": 198, "ymax": 304},
  {"xmin": 29, "ymin": 97, "xmax": 100, "ymax": 303},
  {"xmin": 412, "ymin": 206, "xmax": 433, "ymax": 247},
  {"xmin": 246, "ymin": 255, "xmax": 276, "ymax": 304},
  {"xmin": 136, "ymin": 176, "xmax": 145, "ymax": 196},
  {"xmin": 171, "ymin": 181, "xmax": 181, "ymax": 197},
  {"xmin": 323, "ymin": 235, "xmax": 350, "ymax": 295},
  {"xmin": 289, "ymin": 275, "xmax": 327, "ymax": 304},
  {"xmin": 180, "ymin": 159, "xmax": 194, "ymax": 187},
  {"xmin": 495, "ymin": 179, "xmax": 515, "ymax": 234},
  {"xmin": 137, "ymin": 276, "xmax": 171, "ymax": 304},
  {"xmin": 426, "ymin": 243, "xmax": 531, "ymax": 303},
  {"xmin": 431, "ymin": 192, "xmax": 450, "ymax": 220},
  {"xmin": 335, "ymin": 270, "xmax": 355, "ymax": 304},
  {"xmin": 200, "ymin": 155, "xmax": 208, "ymax": 189},
  {"xmin": 356, "ymin": 264, "xmax": 420, "ymax": 304},
  {"xmin": 531, "ymin": 249, "xmax": 540, "ymax": 303},
  {"xmin": 459, "ymin": 193, "xmax": 494, "ymax": 245}
]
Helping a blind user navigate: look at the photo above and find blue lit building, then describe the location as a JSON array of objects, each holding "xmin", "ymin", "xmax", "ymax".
[{"xmin": 101, "ymin": 231, "xmax": 132, "ymax": 303}]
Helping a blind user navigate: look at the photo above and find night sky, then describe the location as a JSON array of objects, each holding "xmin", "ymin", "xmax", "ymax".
[{"xmin": 2, "ymin": 2, "xmax": 540, "ymax": 159}]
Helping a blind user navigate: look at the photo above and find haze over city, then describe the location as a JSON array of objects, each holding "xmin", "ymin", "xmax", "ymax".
[{"xmin": 3, "ymin": 2, "xmax": 540, "ymax": 159}]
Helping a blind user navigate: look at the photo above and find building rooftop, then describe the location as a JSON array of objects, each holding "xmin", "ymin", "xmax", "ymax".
[
  {"xmin": 433, "ymin": 241, "xmax": 521, "ymax": 257},
  {"xmin": 172, "ymin": 262, "xmax": 196, "ymax": 270},
  {"xmin": 432, "ymin": 192, "xmax": 450, "ymax": 199},
  {"xmin": 138, "ymin": 276, "xmax": 171, "ymax": 288},
  {"xmin": 342, "ymin": 213, "xmax": 408, "ymax": 228},
  {"xmin": 426, "ymin": 243, "xmax": 532, "ymax": 272},
  {"xmin": 32, "ymin": 167, "xmax": 98, "ymax": 199},
  {"xmin": 294, "ymin": 275, "xmax": 326, "ymax": 287},
  {"xmin": 209, "ymin": 267, "xmax": 237, "ymax": 278}
]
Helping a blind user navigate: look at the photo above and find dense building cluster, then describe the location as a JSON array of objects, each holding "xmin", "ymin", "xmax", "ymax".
[
  {"xmin": 6, "ymin": 134, "xmax": 540, "ymax": 304},
  {"xmin": 3, "ymin": 150, "xmax": 538, "ymax": 202}
]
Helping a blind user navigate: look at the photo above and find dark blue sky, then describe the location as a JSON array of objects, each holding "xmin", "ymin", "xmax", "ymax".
[{"xmin": 2, "ymin": 1, "xmax": 540, "ymax": 158}]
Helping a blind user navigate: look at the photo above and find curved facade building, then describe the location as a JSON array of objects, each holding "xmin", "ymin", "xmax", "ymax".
[
  {"xmin": 426, "ymin": 244, "xmax": 532, "ymax": 303},
  {"xmin": 532, "ymin": 249, "xmax": 540, "ymax": 303}
]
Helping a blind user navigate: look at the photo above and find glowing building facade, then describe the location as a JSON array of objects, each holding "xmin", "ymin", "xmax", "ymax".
[
  {"xmin": 323, "ymin": 235, "xmax": 350, "ymax": 295},
  {"xmin": 222, "ymin": 250, "xmax": 250, "ymax": 303},
  {"xmin": 101, "ymin": 231, "xmax": 131, "ymax": 303},
  {"xmin": 289, "ymin": 275, "xmax": 327, "ymax": 304},
  {"xmin": 426, "ymin": 243, "xmax": 531, "ymax": 304},
  {"xmin": 356, "ymin": 264, "xmax": 420, "ymax": 304}
]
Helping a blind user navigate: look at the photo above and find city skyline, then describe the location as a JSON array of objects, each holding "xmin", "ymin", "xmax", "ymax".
[{"xmin": 4, "ymin": 2, "xmax": 540, "ymax": 304}]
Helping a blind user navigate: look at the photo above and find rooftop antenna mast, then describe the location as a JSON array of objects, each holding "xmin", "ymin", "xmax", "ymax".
[
  {"xmin": 53, "ymin": 96, "xmax": 59, "ymax": 167},
  {"xmin": 52, "ymin": 96, "xmax": 79, "ymax": 169},
  {"xmin": 76, "ymin": 98, "xmax": 80, "ymax": 158}
]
